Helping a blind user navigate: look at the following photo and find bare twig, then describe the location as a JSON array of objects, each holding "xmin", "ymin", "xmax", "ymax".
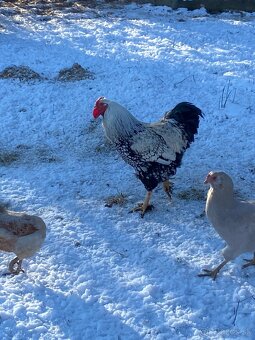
[
  {"xmin": 232, "ymin": 295, "xmax": 255, "ymax": 325},
  {"xmin": 109, "ymin": 248, "xmax": 128, "ymax": 258},
  {"xmin": 219, "ymin": 80, "xmax": 236, "ymax": 109},
  {"xmin": 173, "ymin": 75, "xmax": 195, "ymax": 88},
  {"xmin": 232, "ymin": 300, "xmax": 240, "ymax": 326}
]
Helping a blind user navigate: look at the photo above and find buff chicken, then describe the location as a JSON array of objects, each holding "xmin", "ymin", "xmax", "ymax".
[
  {"xmin": 0, "ymin": 207, "xmax": 46, "ymax": 274},
  {"xmin": 199, "ymin": 171, "xmax": 255, "ymax": 280}
]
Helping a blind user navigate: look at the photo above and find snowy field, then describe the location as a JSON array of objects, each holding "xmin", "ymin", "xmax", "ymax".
[{"xmin": 0, "ymin": 2, "xmax": 255, "ymax": 339}]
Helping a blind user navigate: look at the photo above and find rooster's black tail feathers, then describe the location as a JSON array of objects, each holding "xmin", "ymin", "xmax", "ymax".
[{"xmin": 164, "ymin": 102, "xmax": 203, "ymax": 144}]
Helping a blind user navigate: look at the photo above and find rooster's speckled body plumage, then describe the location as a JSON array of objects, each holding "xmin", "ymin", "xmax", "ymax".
[{"xmin": 93, "ymin": 97, "xmax": 203, "ymax": 216}]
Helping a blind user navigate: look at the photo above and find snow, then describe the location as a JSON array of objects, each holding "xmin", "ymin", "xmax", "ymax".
[{"xmin": 0, "ymin": 2, "xmax": 255, "ymax": 339}]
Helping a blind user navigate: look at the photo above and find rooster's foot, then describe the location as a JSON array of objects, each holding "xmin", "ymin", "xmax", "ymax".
[
  {"xmin": 163, "ymin": 180, "xmax": 173, "ymax": 201},
  {"xmin": 9, "ymin": 257, "xmax": 24, "ymax": 275},
  {"xmin": 129, "ymin": 203, "xmax": 154, "ymax": 218}
]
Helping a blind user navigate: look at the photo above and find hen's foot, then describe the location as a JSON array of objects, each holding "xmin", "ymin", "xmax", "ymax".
[
  {"xmin": 9, "ymin": 257, "xmax": 24, "ymax": 275},
  {"xmin": 198, "ymin": 260, "xmax": 228, "ymax": 280},
  {"xmin": 198, "ymin": 268, "xmax": 219, "ymax": 281},
  {"xmin": 242, "ymin": 257, "xmax": 255, "ymax": 269},
  {"xmin": 129, "ymin": 203, "xmax": 154, "ymax": 218}
]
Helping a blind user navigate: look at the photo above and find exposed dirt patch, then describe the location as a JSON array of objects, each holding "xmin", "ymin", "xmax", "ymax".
[
  {"xmin": 0, "ymin": 65, "xmax": 44, "ymax": 82},
  {"xmin": 55, "ymin": 63, "xmax": 95, "ymax": 82},
  {"xmin": 0, "ymin": 64, "xmax": 95, "ymax": 83},
  {"xmin": 0, "ymin": 1, "xmax": 130, "ymax": 16},
  {"xmin": 0, "ymin": 1, "xmax": 95, "ymax": 16},
  {"xmin": 177, "ymin": 188, "xmax": 206, "ymax": 201},
  {"xmin": 0, "ymin": 144, "xmax": 60, "ymax": 166},
  {"xmin": 0, "ymin": 150, "xmax": 21, "ymax": 165}
]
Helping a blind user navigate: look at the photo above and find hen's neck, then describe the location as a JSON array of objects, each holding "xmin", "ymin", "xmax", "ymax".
[
  {"xmin": 103, "ymin": 106, "xmax": 142, "ymax": 143},
  {"xmin": 208, "ymin": 186, "xmax": 236, "ymax": 209}
]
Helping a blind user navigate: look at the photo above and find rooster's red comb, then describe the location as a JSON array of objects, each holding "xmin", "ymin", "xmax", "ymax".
[
  {"xmin": 93, "ymin": 97, "xmax": 107, "ymax": 119},
  {"xmin": 95, "ymin": 96, "xmax": 105, "ymax": 106}
]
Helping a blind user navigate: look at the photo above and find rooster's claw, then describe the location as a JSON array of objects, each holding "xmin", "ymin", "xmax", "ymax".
[{"xmin": 129, "ymin": 203, "xmax": 154, "ymax": 217}]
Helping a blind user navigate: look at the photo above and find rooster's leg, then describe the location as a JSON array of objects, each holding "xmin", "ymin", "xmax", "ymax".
[
  {"xmin": 198, "ymin": 259, "xmax": 229, "ymax": 280},
  {"xmin": 9, "ymin": 257, "xmax": 24, "ymax": 275},
  {"xmin": 242, "ymin": 253, "xmax": 255, "ymax": 268},
  {"xmin": 131, "ymin": 191, "xmax": 153, "ymax": 218},
  {"xmin": 163, "ymin": 180, "xmax": 173, "ymax": 200}
]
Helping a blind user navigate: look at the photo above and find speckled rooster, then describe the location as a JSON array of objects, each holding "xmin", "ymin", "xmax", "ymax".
[{"xmin": 93, "ymin": 97, "xmax": 203, "ymax": 217}]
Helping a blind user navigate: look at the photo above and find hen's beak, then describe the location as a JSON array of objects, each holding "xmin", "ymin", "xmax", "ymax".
[{"xmin": 204, "ymin": 173, "xmax": 212, "ymax": 184}]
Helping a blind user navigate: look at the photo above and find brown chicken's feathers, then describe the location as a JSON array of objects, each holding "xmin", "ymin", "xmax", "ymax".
[{"xmin": 0, "ymin": 209, "xmax": 46, "ymax": 274}]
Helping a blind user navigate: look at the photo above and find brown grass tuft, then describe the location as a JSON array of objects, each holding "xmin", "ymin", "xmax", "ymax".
[
  {"xmin": 177, "ymin": 188, "xmax": 206, "ymax": 201},
  {"xmin": 104, "ymin": 193, "xmax": 127, "ymax": 207},
  {"xmin": 0, "ymin": 65, "xmax": 44, "ymax": 81},
  {"xmin": 55, "ymin": 63, "xmax": 95, "ymax": 82}
]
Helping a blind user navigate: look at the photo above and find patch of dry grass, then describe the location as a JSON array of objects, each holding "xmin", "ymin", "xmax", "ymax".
[
  {"xmin": 0, "ymin": 145, "xmax": 60, "ymax": 166},
  {"xmin": 0, "ymin": 65, "xmax": 44, "ymax": 81},
  {"xmin": 0, "ymin": 150, "xmax": 20, "ymax": 165},
  {"xmin": 177, "ymin": 188, "xmax": 206, "ymax": 201},
  {"xmin": 0, "ymin": 64, "xmax": 95, "ymax": 83},
  {"xmin": 55, "ymin": 63, "xmax": 95, "ymax": 82},
  {"xmin": 104, "ymin": 193, "xmax": 127, "ymax": 207}
]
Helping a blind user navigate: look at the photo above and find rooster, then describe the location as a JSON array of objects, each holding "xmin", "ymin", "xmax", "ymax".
[{"xmin": 93, "ymin": 97, "xmax": 203, "ymax": 217}]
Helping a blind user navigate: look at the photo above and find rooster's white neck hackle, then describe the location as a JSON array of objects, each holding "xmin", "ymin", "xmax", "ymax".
[{"xmin": 102, "ymin": 100, "xmax": 143, "ymax": 143}]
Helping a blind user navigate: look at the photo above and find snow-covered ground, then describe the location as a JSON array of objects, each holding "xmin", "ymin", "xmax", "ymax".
[{"xmin": 0, "ymin": 2, "xmax": 255, "ymax": 339}]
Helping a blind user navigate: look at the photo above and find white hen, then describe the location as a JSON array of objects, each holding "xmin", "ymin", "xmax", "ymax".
[{"xmin": 199, "ymin": 171, "xmax": 255, "ymax": 280}]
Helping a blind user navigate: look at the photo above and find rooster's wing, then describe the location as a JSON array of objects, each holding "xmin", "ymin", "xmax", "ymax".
[{"xmin": 130, "ymin": 121, "xmax": 187, "ymax": 165}]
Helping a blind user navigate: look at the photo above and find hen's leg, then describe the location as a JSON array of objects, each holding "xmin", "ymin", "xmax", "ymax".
[
  {"xmin": 9, "ymin": 257, "xmax": 24, "ymax": 275},
  {"xmin": 198, "ymin": 259, "xmax": 229, "ymax": 280},
  {"xmin": 131, "ymin": 191, "xmax": 153, "ymax": 218},
  {"xmin": 163, "ymin": 180, "xmax": 173, "ymax": 200},
  {"xmin": 242, "ymin": 253, "xmax": 255, "ymax": 268}
]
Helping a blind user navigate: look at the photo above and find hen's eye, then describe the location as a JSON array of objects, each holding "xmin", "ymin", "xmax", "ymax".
[{"xmin": 212, "ymin": 176, "xmax": 217, "ymax": 180}]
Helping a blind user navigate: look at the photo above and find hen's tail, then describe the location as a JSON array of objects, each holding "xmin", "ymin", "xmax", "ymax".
[{"xmin": 164, "ymin": 102, "xmax": 203, "ymax": 144}]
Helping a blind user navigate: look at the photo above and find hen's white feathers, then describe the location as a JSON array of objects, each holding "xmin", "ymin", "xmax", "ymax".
[{"xmin": 206, "ymin": 171, "xmax": 255, "ymax": 261}]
